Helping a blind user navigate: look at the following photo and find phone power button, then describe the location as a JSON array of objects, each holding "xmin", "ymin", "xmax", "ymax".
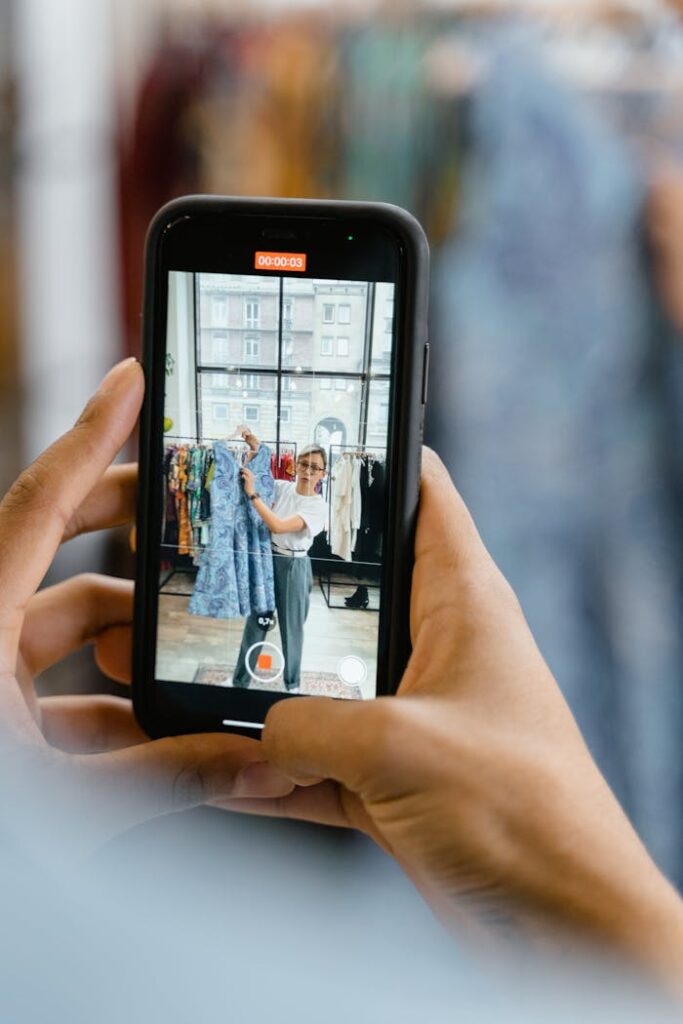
[{"xmin": 421, "ymin": 342, "xmax": 430, "ymax": 406}]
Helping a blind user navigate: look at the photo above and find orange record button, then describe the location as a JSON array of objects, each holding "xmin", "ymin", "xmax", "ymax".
[{"xmin": 255, "ymin": 251, "xmax": 307, "ymax": 273}]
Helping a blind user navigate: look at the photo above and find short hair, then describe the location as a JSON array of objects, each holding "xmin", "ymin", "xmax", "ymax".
[{"xmin": 298, "ymin": 444, "xmax": 327, "ymax": 471}]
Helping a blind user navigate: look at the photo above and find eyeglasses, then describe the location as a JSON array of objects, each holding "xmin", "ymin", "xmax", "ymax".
[{"xmin": 297, "ymin": 460, "xmax": 325, "ymax": 473}]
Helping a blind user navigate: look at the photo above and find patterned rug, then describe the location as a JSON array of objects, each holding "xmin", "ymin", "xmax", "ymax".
[{"xmin": 193, "ymin": 664, "xmax": 363, "ymax": 700}]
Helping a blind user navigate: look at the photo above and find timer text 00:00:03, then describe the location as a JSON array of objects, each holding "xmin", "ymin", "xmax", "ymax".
[{"xmin": 254, "ymin": 252, "xmax": 307, "ymax": 272}]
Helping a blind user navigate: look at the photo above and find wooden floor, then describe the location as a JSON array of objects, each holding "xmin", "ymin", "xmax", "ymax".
[{"xmin": 156, "ymin": 576, "xmax": 380, "ymax": 700}]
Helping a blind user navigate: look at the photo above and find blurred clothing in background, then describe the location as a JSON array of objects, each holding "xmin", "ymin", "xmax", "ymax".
[{"xmin": 115, "ymin": 4, "xmax": 683, "ymax": 885}]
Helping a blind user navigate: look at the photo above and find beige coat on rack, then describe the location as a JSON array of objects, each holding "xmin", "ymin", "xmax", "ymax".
[{"xmin": 330, "ymin": 453, "xmax": 364, "ymax": 563}]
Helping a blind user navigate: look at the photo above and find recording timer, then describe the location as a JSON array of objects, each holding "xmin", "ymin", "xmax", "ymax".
[{"xmin": 254, "ymin": 251, "xmax": 307, "ymax": 272}]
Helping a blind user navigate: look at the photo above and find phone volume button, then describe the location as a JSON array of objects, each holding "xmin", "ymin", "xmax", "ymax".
[{"xmin": 421, "ymin": 342, "xmax": 430, "ymax": 406}]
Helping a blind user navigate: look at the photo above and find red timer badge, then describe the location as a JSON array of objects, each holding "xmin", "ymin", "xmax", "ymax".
[{"xmin": 254, "ymin": 251, "xmax": 308, "ymax": 272}]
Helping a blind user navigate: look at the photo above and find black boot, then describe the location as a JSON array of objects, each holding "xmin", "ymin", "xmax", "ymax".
[{"xmin": 345, "ymin": 585, "xmax": 369, "ymax": 609}]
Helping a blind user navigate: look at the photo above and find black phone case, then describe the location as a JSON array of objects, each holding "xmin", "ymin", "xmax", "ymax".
[{"xmin": 133, "ymin": 196, "xmax": 430, "ymax": 739}]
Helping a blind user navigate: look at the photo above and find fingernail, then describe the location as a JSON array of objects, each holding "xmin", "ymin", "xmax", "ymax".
[
  {"xmin": 98, "ymin": 357, "xmax": 139, "ymax": 394},
  {"xmin": 232, "ymin": 762, "xmax": 294, "ymax": 799}
]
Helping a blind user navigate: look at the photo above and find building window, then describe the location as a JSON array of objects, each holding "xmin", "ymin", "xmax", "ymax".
[
  {"xmin": 320, "ymin": 377, "xmax": 332, "ymax": 390},
  {"xmin": 321, "ymin": 336, "xmax": 333, "ymax": 357},
  {"xmin": 322, "ymin": 303, "xmax": 335, "ymax": 325},
  {"xmin": 213, "ymin": 374, "xmax": 228, "ymax": 389},
  {"xmin": 212, "ymin": 332, "xmax": 228, "ymax": 363},
  {"xmin": 246, "ymin": 374, "xmax": 261, "ymax": 391},
  {"xmin": 213, "ymin": 404, "xmax": 229, "ymax": 420},
  {"xmin": 283, "ymin": 297, "xmax": 294, "ymax": 329},
  {"xmin": 212, "ymin": 295, "xmax": 227, "ymax": 324},
  {"xmin": 244, "ymin": 405, "xmax": 260, "ymax": 423},
  {"xmin": 385, "ymin": 317, "xmax": 393, "ymax": 334},
  {"xmin": 280, "ymin": 405, "xmax": 292, "ymax": 424},
  {"xmin": 338, "ymin": 303, "xmax": 351, "ymax": 325},
  {"xmin": 245, "ymin": 298, "xmax": 260, "ymax": 329},
  {"xmin": 334, "ymin": 379, "xmax": 347, "ymax": 391},
  {"xmin": 282, "ymin": 334, "xmax": 294, "ymax": 366},
  {"xmin": 244, "ymin": 336, "xmax": 261, "ymax": 362},
  {"xmin": 337, "ymin": 337, "xmax": 349, "ymax": 357},
  {"xmin": 283, "ymin": 378, "xmax": 296, "ymax": 392}
]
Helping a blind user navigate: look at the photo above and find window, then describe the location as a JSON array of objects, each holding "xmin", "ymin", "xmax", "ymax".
[
  {"xmin": 213, "ymin": 404, "xmax": 229, "ymax": 420},
  {"xmin": 320, "ymin": 377, "xmax": 332, "ymax": 390},
  {"xmin": 384, "ymin": 297, "xmax": 395, "ymax": 335},
  {"xmin": 337, "ymin": 337, "xmax": 349, "ymax": 357},
  {"xmin": 338, "ymin": 304, "xmax": 351, "ymax": 325},
  {"xmin": 321, "ymin": 336, "xmax": 333, "ymax": 357},
  {"xmin": 212, "ymin": 295, "xmax": 227, "ymax": 324},
  {"xmin": 283, "ymin": 378, "xmax": 296, "ymax": 392},
  {"xmin": 245, "ymin": 298, "xmax": 260, "ymax": 329},
  {"xmin": 244, "ymin": 405, "xmax": 260, "ymax": 423},
  {"xmin": 212, "ymin": 374, "xmax": 228, "ymax": 389},
  {"xmin": 244, "ymin": 336, "xmax": 261, "ymax": 362},
  {"xmin": 246, "ymin": 374, "xmax": 261, "ymax": 391},
  {"xmin": 212, "ymin": 332, "xmax": 228, "ymax": 363},
  {"xmin": 283, "ymin": 334, "xmax": 294, "ymax": 366},
  {"xmin": 322, "ymin": 303, "xmax": 335, "ymax": 324},
  {"xmin": 335, "ymin": 379, "xmax": 347, "ymax": 391},
  {"xmin": 280, "ymin": 405, "xmax": 292, "ymax": 424},
  {"xmin": 283, "ymin": 297, "xmax": 294, "ymax": 329}
]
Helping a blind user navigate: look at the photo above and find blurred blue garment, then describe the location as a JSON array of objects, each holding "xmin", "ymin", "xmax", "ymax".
[
  {"xmin": 189, "ymin": 442, "xmax": 275, "ymax": 618},
  {"xmin": 427, "ymin": 45, "xmax": 683, "ymax": 881}
]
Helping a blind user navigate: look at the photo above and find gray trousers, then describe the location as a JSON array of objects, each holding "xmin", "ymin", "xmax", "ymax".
[{"xmin": 232, "ymin": 554, "xmax": 313, "ymax": 691}]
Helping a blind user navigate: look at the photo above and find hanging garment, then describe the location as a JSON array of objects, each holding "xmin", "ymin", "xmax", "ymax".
[
  {"xmin": 354, "ymin": 456, "xmax": 386, "ymax": 570},
  {"xmin": 427, "ymin": 42, "xmax": 683, "ymax": 881},
  {"xmin": 175, "ymin": 447, "xmax": 193, "ymax": 556},
  {"xmin": 351, "ymin": 455, "xmax": 362, "ymax": 554},
  {"xmin": 329, "ymin": 454, "xmax": 355, "ymax": 562},
  {"xmin": 189, "ymin": 443, "xmax": 275, "ymax": 619}
]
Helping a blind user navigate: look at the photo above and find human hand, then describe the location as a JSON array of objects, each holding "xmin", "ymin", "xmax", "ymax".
[
  {"xmin": 2, "ymin": 359, "xmax": 293, "ymax": 859},
  {"xmin": 238, "ymin": 426, "xmax": 259, "ymax": 451},
  {"xmin": 218, "ymin": 449, "xmax": 683, "ymax": 984},
  {"xmin": 241, "ymin": 467, "xmax": 257, "ymax": 497}
]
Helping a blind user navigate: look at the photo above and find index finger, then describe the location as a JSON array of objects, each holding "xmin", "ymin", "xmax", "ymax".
[{"xmin": 0, "ymin": 359, "xmax": 144, "ymax": 662}]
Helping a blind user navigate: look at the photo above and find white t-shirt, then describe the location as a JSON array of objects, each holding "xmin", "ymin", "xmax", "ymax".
[{"xmin": 271, "ymin": 480, "xmax": 327, "ymax": 554}]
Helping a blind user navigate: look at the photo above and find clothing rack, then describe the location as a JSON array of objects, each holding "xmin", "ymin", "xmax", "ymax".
[
  {"xmin": 317, "ymin": 444, "xmax": 387, "ymax": 612},
  {"xmin": 160, "ymin": 437, "xmax": 298, "ymax": 598}
]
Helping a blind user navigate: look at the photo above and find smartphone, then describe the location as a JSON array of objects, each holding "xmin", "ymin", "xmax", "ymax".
[{"xmin": 133, "ymin": 196, "xmax": 430, "ymax": 738}]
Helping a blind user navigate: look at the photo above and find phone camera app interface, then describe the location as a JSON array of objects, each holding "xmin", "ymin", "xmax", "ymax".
[{"xmin": 156, "ymin": 270, "xmax": 395, "ymax": 700}]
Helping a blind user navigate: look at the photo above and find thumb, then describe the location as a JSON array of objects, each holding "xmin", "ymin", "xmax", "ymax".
[
  {"xmin": 263, "ymin": 697, "xmax": 393, "ymax": 795},
  {"xmin": 416, "ymin": 448, "xmax": 492, "ymax": 581},
  {"xmin": 77, "ymin": 733, "xmax": 295, "ymax": 842}
]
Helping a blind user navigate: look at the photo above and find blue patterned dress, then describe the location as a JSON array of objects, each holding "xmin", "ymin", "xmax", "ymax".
[{"xmin": 188, "ymin": 443, "xmax": 275, "ymax": 619}]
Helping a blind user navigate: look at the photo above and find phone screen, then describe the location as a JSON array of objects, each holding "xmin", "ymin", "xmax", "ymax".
[{"xmin": 155, "ymin": 261, "xmax": 397, "ymax": 703}]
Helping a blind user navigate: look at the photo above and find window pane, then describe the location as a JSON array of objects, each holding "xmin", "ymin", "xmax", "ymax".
[
  {"xmin": 198, "ymin": 372, "xmax": 277, "ymax": 442},
  {"xmin": 365, "ymin": 380, "xmax": 391, "ymax": 450},
  {"xmin": 283, "ymin": 278, "xmax": 367, "ymax": 373},
  {"xmin": 371, "ymin": 281, "xmax": 395, "ymax": 374},
  {"xmin": 338, "ymin": 303, "xmax": 351, "ymax": 324},
  {"xmin": 281, "ymin": 374, "xmax": 361, "ymax": 455},
  {"xmin": 198, "ymin": 274, "xmax": 279, "ymax": 369}
]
